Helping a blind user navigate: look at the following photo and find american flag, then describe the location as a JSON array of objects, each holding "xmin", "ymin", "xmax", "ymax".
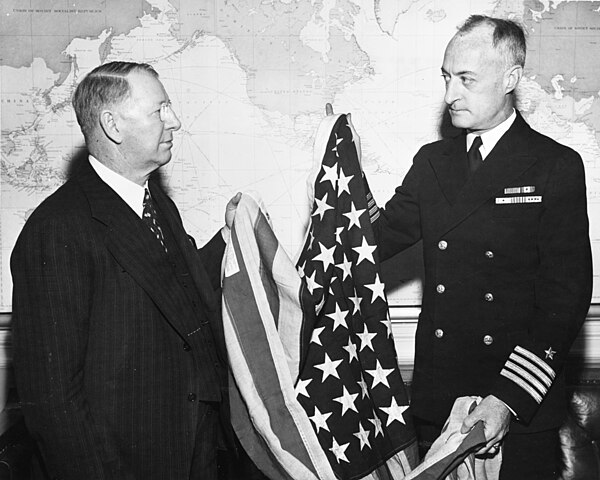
[{"xmin": 222, "ymin": 113, "xmax": 416, "ymax": 479}]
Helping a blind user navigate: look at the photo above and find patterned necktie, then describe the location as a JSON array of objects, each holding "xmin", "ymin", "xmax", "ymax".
[
  {"xmin": 468, "ymin": 135, "xmax": 483, "ymax": 174},
  {"xmin": 142, "ymin": 188, "xmax": 168, "ymax": 253}
]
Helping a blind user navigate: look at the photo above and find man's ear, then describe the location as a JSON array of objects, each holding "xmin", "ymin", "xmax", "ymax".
[
  {"xmin": 505, "ymin": 65, "xmax": 523, "ymax": 94},
  {"xmin": 99, "ymin": 110, "xmax": 123, "ymax": 144}
]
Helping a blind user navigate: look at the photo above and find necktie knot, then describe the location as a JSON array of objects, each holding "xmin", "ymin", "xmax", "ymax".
[
  {"xmin": 468, "ymin": 136, "xmax": 483, "ymax": 174},
  {"xmin": 143, "ymin": 188, "xmax": 168, "ymax": 253}
]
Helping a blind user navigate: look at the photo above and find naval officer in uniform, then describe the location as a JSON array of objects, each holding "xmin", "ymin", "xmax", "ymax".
[{"xmin": 367, "ymin": 15, "xmax": 592, "ymax": 479}]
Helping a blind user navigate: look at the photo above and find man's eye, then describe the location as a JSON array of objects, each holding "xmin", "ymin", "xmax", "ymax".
[{"xmin": 461, "ymin": 76, "xmax": 474, "ymax": 85}]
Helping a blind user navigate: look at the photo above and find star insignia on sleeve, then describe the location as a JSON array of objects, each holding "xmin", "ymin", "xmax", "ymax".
[{"xmin": 544, "ymin": 347, "xmax": 556, "ymax": 360}]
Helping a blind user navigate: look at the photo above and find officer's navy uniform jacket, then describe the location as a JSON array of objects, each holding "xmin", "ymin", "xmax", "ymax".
[{"xmin": 373, "ymin": 111, "xmax": 592, "ymax": 433}]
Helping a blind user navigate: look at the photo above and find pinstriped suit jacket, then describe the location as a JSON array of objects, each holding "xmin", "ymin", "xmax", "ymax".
[{"xmin": 11, "ymin": 159, "xmax": 227, "ymax": 479}]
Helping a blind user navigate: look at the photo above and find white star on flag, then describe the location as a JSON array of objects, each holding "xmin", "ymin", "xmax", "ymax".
[
  {"xmin": 313, "ymin": 192, "xmax": 334, "ymax": 220},
  {"xmin": 366, "ymin": 359, "xmax": 394, "ymax": 389},
  {"xmin": 305, "ymin": 270, "xmax": 321, "ymax": 295},
  {"xmin": 310, "ymin": 406, "xmax": 332, "ymax": 433},
  {"xmin": 349, "ymin": 290, "xmax": 362, "ymax": 314},
  {"xmin": 332, "ymin": 132, "xmax": 344, "ymax": 157},
  {"xmin": 313, "ymin": 242, "xmax": 336, "ymax": 271},
  {"xmin": 365, "ymin": 273, "xmax": 386, "ymax": 303},
  {"xmin": 333, "ymin": 386, "xmax": 359, "ymax": 416},
  {"xmin": 356, "ymin": 324, "xmax": 377, "ymax": 352},
  {"xmin": 315, "ymin": 353, "xmax": 343, "ymax": 381},
  {"xmin": 330, "ymin": 438, "xmax": 350, "ymax": 464},
  {"xmin": 353, "ymin": 422, "xmax": 372, "ymax": 451},
  {"xmin": 320, "ymin": 163, "xmax": 338, "ymax": 189},
  {"xmin": 335, "ymin": 226, "xmax": 344, "ymax": 244},
  {"xmin": 326, "ymin": 303, "xmax": 349, "ymax": 331},
  {"xmin": 343, "ymin": 338, "xmax": 358, "ymax": 363},
  {"xmin": 295, "ymin": 378, "xmax": 312, "ymax": 398},
  {"xmin": 358, "ymin": 374, "xmax": 369, "ymax": 399},
  {"xmin": 311, "ymin": 326, "xmax": 325, "ymax": 346},
  {"xmin": 380, "ymin": 397, "xmax": 409, "ymax": 426},
  {"xmin": 381, "ymin": 316, "xmax": 393, "ymax": 338},
  {"xmin": 353, "ymin": 237, "xmax": 376, "ymax": 265},
  {"xmin": 337, "ymin": 168, "xmax": 354, "ymax": 196},
  {"xmin": 335, "ymin": 253, "xmax": 353, "ymax": 281},
  {"xmin": 369, "ymin": 412, "xmax": 384, "ymax": 438},
  {"xmin": 344, "ymin": 202, "xmax": 365, "ymax": 230}
]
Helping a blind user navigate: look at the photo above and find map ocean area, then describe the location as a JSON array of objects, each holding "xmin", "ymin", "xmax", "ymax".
[{"xmin": 1, "ymin": 0, "xmax": 600, "ymax": 311}]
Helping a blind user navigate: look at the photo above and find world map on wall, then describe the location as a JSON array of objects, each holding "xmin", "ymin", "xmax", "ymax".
[{"xmin": 1, "ymin": 0, "xmax": 599, "ymax": 311}]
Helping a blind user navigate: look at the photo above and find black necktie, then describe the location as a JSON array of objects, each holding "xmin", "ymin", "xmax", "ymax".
[
  {"xmin": 142, "ymin": 188, "xmax": 168, "ymax": 253},
  {"xmin": 468, "ymin": 136, "xmax": 483, "ymax": 174}
]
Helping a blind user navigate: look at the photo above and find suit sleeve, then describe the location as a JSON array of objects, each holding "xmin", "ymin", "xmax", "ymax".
[
  {"xmin": 489, "ymin": 149, "xmax": 593, "ymax": 423},
  {"xmin": 11, "ymin": 216, "xmax": 134, "ymax": 480}
]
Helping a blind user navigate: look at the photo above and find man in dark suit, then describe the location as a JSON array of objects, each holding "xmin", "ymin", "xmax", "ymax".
[
  {"xmin": 11, "ymin": 61, "xmax": 241, "ymax": 479},
  {"xmin": 368, "ymin": 15, "xmax": 592, "ymax": 479}
]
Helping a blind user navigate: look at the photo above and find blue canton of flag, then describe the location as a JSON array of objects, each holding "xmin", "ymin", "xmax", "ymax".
[{"xmin": 295, "ymin": 114, "xmax": 416, "ymax": 479}]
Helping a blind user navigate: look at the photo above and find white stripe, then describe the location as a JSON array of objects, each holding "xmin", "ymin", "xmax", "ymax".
[
  {"xmin": 370, "ymin": 211, "xmax": 380, "ymax": 223},
  {"xmin": 504, "ymin": 360, "xmax": 548, "ymax": 397},
  {"xmin": 500, "ymin": 369, "xmax": 543, "ymax": 404},
  {"xmin": 508, "ymin": 353, "xmax": 553, "ymax": 388},
  {"xmin": 514, "ymin": 346, "xmax": 555, "ymax": 378}
]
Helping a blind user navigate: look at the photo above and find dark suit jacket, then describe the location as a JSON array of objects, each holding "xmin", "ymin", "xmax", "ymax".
[
  {"xmin": 374, "ymin": 112, "xmax": 592, "ymax": 433},
  {"xmin": 11, "ymin": 159, "xmax": 228, "ymax": 479}
]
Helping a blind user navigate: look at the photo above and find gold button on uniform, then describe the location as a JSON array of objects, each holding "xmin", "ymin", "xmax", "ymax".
[
  {"xmin": 436, "ymin": 284, "xmax": 446, "ymax": 294},
  {"xmin": 485, "ymin": 250, "xmax": 494, "ymax": 259},
  {"xmin": 435, "ymin": 329, "xmax": 444, "ymax": 338},
  {"xmin": 483, "ymin": 335, "xmax": 494, "ymax": 345},
  {"xmin": 484, "ymin": 292, "xmax": 494, "ymax": 302},
  {"xmin": 438, "ymin": 240, "xmax": 448, "ymax": 250}
]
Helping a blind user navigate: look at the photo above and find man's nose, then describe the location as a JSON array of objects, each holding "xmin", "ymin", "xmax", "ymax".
[
  {"xmin": 443, "ymin": 78, "xmax": 459, "ymax": 105},
  {"xmin": 161, "ymin": 103, "xmax": 182, "ymax": 131}
]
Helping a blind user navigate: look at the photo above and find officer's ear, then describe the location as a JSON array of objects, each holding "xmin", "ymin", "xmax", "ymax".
[
  {"xmin": 505, "ymin": 65, "xmax": 523, "ymax": 94},
  {"xmin": 99, "ymin": 109, "xmax": 123, "ymax": 144}
]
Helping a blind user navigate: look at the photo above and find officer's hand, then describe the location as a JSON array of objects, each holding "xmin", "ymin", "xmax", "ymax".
[
  {"xmin": 325, "ymin": 103, "xmax": 334, "ymax": 116},
  {"xmin": 225, "ymin": 192, "xmax": 242, "ymax": 229},
  {"xmin": 460, "ymin": 395, "xmax": 511, "ymax": 456}
]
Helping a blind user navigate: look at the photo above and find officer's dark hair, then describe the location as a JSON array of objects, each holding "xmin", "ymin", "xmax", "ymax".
[
  {"xmin": 458, "ymin": 15, "xmax": 526, "ymax": 68},
  {"xmin": 72, "ymin": 61, "xmax": 158, "ymax": 139}
]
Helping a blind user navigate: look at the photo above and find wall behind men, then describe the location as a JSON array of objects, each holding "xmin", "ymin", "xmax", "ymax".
[{"xmin": 1, "ymin": 2, "xmax": 599, "ymax": 377}]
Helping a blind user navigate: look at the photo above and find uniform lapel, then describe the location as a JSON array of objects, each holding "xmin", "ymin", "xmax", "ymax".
[
  {"xmin": 429, "ymin": 135, "xmax": 470, "ymax": 206},
  {"xmin": 76, "ymin": 161, "xmax": 195, "ymax": 335},
  {"xmin": 435, "ymin": 113, "xmax": 539, "ymax": 236}
]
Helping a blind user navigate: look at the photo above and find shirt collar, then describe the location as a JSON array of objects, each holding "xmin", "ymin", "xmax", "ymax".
[
  {"xmin": 466, "ymin": 109, "xmax": 516, "ymax": 161},
  {"xmin": 88, "ymin": 155, "xmax": 147, "ymax": 218}
]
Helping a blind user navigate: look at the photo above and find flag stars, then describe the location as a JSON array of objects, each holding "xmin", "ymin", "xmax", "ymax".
[
  {"xmin": 335, "ymin": 226, "xmax": 344, "ymax": 244},
  {"xmin": 337, "ymin": 168, "xmax": 353, "ymax": 197},
  {"xmin": 353, "ymin": 422, "xmax": 372, "ymax": 451},
  {"xmin": 356, "ymin": 324, "xmax": 377, "ymax": 352},
  {"xmin": 365, "ymin": 273, "xmax": 386, "ymax": 303},
  {"xmin": 305, "ymin": 270, "xmax": 322, "ymax": 295},
  {"xmin": 380, "ymin": 398, "xmax": 409, "ymax": 426},
  {"xmin": 369, "ymin": 412, "xmax": 384, "ymax": 438},
  {"xmin": 334, "ymin": 386, "xmax": 359, "ymax": 416},
  {"xmin": 295, "ymin": 378, "xmax": 312, "ymax": 398},
  {"xmin": 353, "ymin": 237, "xmax": 376, "ymax": 265},
  {"xmin": 335, "ymin": 252, "xmax": 353, "ymax": 281},
  {"xmin": 313, "ymin": 242, "xmax": 336, "ymax": 272},
  {"xmin": 320, "ymin": 163, "xmax": 338, "ymax": 189},
  {"xmin": 315, "ymin": 353, "xmax": 343, "ymax": 381},
  {"xmin": 331, "ymin": 132, "xmax": 344, "ymax": 157},
  {"xmin": 313, "ymin": 192, "xmax": 334, "ymax": 220},
  {"xmin": 309, "ymin": 406, "xmax": 332, "ymax": 434},
  {"xmin": 310, "ymin": 326, "xmax": 325, "ymax": 346},
  {"xmin": 349, "ymin": 290, "xmax": 362, "ymax": 314},
  {"xmin": 344, "ymin": 202, "xmax": 366, "ymax": 230},
  {"xmin": 325, "ymin": 303, "xmax": 349, "ymax": 331},
  {"xmin": 343, "ymin": 338, "xmax": 358, "ymax": 363},
  {"xmin": 357, "ymin": 374, "xmax": 370, "ymax": 399},
  {"xmin": 329, "ymin": 438, "xmax": 350, "ymax": 464},
  {"xmin": 366, "ymin": 359, "xmax": 394, "ymax": 389}
]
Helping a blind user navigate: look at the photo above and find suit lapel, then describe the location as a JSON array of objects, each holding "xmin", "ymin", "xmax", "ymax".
[
  {"xmin": 76, "ymin": 162, "xmax": 196, "ymax": 335},
  {"xmin": 433, "ymin": 113, "xmax": 540, "ymax": 236},
  {"xmin": 149, "ymin": 182, "xmax": 219, "ymax": 313}
]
